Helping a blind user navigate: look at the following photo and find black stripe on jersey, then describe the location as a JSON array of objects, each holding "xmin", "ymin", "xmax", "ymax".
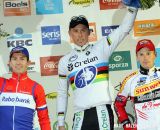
[
  {"xmin": 134, "ymin": 87, "xmax": 160, "ymax": 103},
  {"xmin": 107, "ymin": 37, "xmax": 111, "ymax": 46},
  {"xmin": 97, "ymin": 70, "xmax": 108, "ymax": 75}
]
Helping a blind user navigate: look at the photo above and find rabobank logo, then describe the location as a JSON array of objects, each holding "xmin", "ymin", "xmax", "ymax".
[
  {"xmin": 2, "ymin": 96, "xmax": 30, "ymax": 104},
  {"xmin": 75, "ymin": 66, "xmax": 97, "ymax": 88},
  {"xmin": 7, "ymin": 27, "xmax": 32, "ymax": 48},
  {"xmin": 41, "ymin": 26, "xmax": 61, "ymax": 45},
  {"xmin": 101, "ymin": 25, "xmax": 119, "ymax": 36}
]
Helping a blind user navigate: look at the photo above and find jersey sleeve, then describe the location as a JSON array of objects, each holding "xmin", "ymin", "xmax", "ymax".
[
  {"xmin": 114, "ymin": 76, "xmax": 131, "ymax": 127},
  {"xmin": 34, "ymin": 84, "xmax": 51, "ymax": 130},
  {"xmin": 0, "ymin": 77, "xmax": 6, "ymax": 91},
  {"xmin": 107, "ymin": 7, "xmax": 138, "ymax": 56},
  {"xmin": 57, "ymin": 57, "xmax": 69, "ymax": 126}
]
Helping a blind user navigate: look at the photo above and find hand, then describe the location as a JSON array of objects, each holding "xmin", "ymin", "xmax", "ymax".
[
  {"xmin": 122, "ymin": 0, "xmax": 141, "ymax": 8},
  {"xmin": 123, "ymin": 124, "xmax": 132, "ymax": 130},
  {"xmin": 58, "ymin": 126, "xmax": 65, "ymax": 130}
]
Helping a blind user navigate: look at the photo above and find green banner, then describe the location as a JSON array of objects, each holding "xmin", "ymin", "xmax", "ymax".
[{"xmin": 109, "ymin": 51, "xmax": 132, "ymax": 71}]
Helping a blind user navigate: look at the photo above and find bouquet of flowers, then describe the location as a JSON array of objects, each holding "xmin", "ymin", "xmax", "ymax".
[
  {"xmin": 122, "ymin": 0, "xmax": 158, "ymax": 9},
  {"xmin": 140, "ymin": 0, "xmax": 158, "ymax": 9}
]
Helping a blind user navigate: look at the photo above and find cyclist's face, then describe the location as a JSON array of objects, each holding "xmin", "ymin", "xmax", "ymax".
[
  {"xmin": 69, "ymin": 24, "xmax": 90, "ymax": 46},
  {"xmin": 9, "ymin": 52, "xmax": 30, "ymax": 74},
  {"xmin": 136, "ymin": 47, "xmax": 156, "ymax": 69}
]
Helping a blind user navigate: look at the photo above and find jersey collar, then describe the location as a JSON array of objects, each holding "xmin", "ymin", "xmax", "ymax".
[
  {"xmin": 140, "ymin": 65, "xmax": 156, "ymax": 75},
  {"xmin": 12, "ymin": 72, "xmax": 28, "ymax": 81},
  {"xmin": 73, "ymin": 43, "xmax": 91, "ymax": 52}
]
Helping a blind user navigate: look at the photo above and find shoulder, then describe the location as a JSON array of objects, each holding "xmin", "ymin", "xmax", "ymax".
[
  {"xmin": 59, "ymin": 50, "xmax": 75, "ymax": 64},
  {"xmin": 27, "ymin": 78, "xmax": 43, "ymax": 89},
  {"xmin": 122, "ymin": 71, "xmax": 138, "ymax": 84},
  {"xmin": 119, "ymin": 71, "xmax": 139, "ymax": 93},
  {"xmin": 119, "ymin": 71, "xmax": 138, "ymax": 92},
  {"xmin": 31, "ymin": 80, "xmax": 45, "ymax": 95}
]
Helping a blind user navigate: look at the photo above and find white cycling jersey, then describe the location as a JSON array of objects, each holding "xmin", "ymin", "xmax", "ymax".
[
  {"xmin": 57, "ymin": 8, "xmax": 138, "ymax": 126},
  {"xmin": 115, "ymin": 66, "xmax": 160, "ymax": 130}
]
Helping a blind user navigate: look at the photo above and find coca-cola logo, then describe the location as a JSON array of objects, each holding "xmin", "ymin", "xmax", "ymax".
[{"xmin": 44, "ymin": 62, "xmax": 58, "ymax": 69}]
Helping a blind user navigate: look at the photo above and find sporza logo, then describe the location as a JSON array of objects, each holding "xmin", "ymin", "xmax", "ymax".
[
  {"xmin": 113, "ymin": 55, "xmax": 123, "ymax": 62},
  {"xmin": 75, "ymin": 66, "xmax": 97, "ymax": 88},
  {"xmin": 109, "ymin": 51, "xmax": 132, "ymax": 71}
]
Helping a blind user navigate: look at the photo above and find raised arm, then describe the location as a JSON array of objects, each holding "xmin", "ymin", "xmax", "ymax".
[{"xmin": 107, "ymin": 0, "xmax": 139, "ymax": 55}]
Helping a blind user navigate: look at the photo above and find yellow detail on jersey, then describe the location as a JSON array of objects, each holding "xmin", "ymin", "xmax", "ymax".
[
  {"xmin": 119, "ymin": 71, "xmax": 138, "ymax": 93},
  {"xmin": 134, "ymin": 80, "xmax": 160, "ymax": 96},
  {"xmin": 107, "ymin": 37, "xmax": 112, "ymax": 45}
]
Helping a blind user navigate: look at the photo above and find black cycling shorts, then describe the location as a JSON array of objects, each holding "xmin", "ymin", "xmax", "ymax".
[{"xmin": 72, "ymin": 104, "xmax": 114, "ymax": 130}]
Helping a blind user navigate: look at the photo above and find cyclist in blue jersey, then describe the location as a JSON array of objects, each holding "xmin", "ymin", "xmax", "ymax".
[{"xmin": 0, "ymin": 46, "xmax": 51, "ymax": 130}]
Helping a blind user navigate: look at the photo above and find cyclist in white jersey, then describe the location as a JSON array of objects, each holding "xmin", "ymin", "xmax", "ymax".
[
  {"xmin": 114, "ymin": 39, "xmax": 160, "ymax": 130},
  {"xmin": 57, "ymin": 0, "xmax": 139, "ymax": 130}
]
